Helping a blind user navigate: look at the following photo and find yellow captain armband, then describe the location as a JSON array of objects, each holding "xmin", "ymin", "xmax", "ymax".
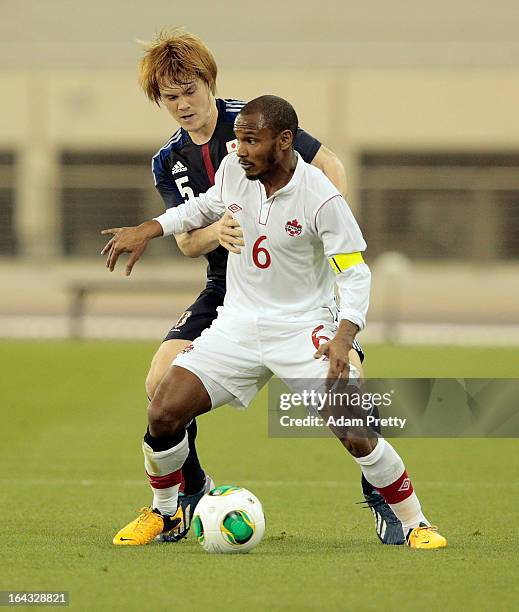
[{"xmin": 328, "ymin": 252, "xmax": 364, "ymax": 274}]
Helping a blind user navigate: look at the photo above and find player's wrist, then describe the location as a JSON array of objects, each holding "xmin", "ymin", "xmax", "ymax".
[
  {"xmin": 139, "ymin": 220, "xmax": 164, "ymax": 240},
  {"xmin": 335, "ymin": 319, "xmax": 359, "ymax": 343},
  {"xmin": 209, "ymin": 221, "xmax": 222, "ymax": 243}
]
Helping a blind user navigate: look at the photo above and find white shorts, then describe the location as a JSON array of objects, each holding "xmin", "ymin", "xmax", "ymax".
[{"xmin": 173, "ymin": 307, "xmax": 355, "ymax": 409}]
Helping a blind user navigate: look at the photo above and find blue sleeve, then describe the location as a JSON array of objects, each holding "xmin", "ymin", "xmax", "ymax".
[
  {"xmin": 294, "ymin": 128, "xmax": 321, "ymax": 163},
  {"xmin": 152, "ymin": 153, "xmax": 182, "ymax": 210}
]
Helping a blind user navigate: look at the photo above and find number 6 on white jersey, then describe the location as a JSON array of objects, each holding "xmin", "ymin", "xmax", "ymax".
[{"xmin": 252, "ymin": 235, "xmax": 271, "ymax": 269}]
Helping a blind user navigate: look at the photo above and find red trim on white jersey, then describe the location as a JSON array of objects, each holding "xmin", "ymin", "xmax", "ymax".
[{"xmin": 313, "ymin": 194, "xmax": 342, "ymax": 233}]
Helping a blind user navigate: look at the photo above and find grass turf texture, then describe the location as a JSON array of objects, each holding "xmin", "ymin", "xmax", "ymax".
[{"xmin": 1, "ymin": 341, "xmax": 518, "ymax": 611}]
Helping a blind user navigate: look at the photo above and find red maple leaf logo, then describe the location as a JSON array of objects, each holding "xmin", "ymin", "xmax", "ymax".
[{"xmin": 285, "ymin": 218, "xmax": 303, "ymax": 237}]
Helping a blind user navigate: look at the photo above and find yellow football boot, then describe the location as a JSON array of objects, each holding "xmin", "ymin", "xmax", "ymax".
[
  {"xmin": 406, "ymin": 524, "xmax": 447, "ymax": 549},
  {"xmin": 113, "ymin": 506, "xmax": 183, "ymax": 546}
]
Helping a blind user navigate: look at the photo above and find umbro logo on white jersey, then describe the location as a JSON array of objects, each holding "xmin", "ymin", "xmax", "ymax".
[
  {"xmin": 398, "ymin": 478, "xmax": 411, "ymax": 493},
  {"xmin": 172, "ymin": 161, "xmax": 188, "ymax": 175}
]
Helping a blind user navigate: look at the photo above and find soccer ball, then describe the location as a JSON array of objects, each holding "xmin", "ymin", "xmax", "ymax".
[{"xmin": 192, "ymin": 485, "xmax": 265, "ymax": 553}]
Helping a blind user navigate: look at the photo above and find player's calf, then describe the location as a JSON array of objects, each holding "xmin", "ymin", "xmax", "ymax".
[
  {"xmin": 147, "ymin": 364, "xmax": 211, "ymax": 438},
  {"xmin": 124, "ymin": 364, "xmax": 213, "ymax": 533},
  {"xmin": 354, "ymin": 438, "xmax": 447, "ymax": 549},
  {"xmin": 338, "ymin": 430, "xmax": 378, "ymax": 458},
  {"xmin": 337, "ymin": 427, "xmax": 406, "ymax": 544}
]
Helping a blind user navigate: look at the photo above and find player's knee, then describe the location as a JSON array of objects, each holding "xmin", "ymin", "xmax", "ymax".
[
  {"xmin": 147, "ymin": 397, "xmax": 190, "ymax": 438},
  {"xmin": 340, "ymin": 433, "xmax": 377, "ymax": 458}
]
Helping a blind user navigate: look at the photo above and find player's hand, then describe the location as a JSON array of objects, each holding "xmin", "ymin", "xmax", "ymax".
[
  {"xmin": 314, "ymin": 336, "xmax": 351, "ymax": 383},
  {"xmin": 313, "ymin": 320, "xmax": 359, "ymax": 383},
  {"xmin": 100, "ymin": 221, "xmax": 162, "ymax": 276},
  {"xmin": 218, "ymin": 211, "xmax": 244, "ymax": 254}
]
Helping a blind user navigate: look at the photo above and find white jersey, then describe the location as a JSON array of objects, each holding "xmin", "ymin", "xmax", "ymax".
[{"xmin": 156, "ymin": 152, "xmax": 371, "ymax": 329}]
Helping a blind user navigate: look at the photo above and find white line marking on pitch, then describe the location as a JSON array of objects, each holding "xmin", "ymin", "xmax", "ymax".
[{"xmin": 0, "ymin": 479, "xmax": 516, "ymax": 488}]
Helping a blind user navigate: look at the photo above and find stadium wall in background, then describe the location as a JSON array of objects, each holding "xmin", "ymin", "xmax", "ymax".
[
  {"xmin": 1, "ymin": 68, "xmax": 518, "ymax": 260},
  {"xmin": 0, "ymin": 0, "xmax": 518, "ymax": 341}
]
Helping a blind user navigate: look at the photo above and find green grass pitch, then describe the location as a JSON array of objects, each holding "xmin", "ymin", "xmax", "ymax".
[{"xmin": 1, "ymin": 341, "xmax": 518, "ymax": 611}]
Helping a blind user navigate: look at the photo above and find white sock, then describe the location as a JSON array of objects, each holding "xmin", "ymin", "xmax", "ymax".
[
  {"xmin": 151, "ymin": 486, "xmax": 181, "ymax": 516},
  {"xmin": 142, "ymin": 432, "xmax": 189, "ymax": 516},
  {"xmin": 389, "ymin": 493, "xmax": 429, "ymax": 532},
  {"xmin": 354, "ymin": 438, "xmax": 428, "ymax": 531}
]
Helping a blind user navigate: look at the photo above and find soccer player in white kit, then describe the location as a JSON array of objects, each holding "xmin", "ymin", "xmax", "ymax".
[{"xmin": 104, "ymin": 95, "xmax": 447, "ymax": 549}]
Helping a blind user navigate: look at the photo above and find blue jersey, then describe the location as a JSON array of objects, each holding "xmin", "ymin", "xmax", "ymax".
[{"xmin": 152, "ymin": 98, "xmax": 321, "ymax": 286}]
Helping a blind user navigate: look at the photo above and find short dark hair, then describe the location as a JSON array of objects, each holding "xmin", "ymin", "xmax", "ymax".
[{"xmin": 240, "ymin": 95, "xmax": 299, "ymax": 139}]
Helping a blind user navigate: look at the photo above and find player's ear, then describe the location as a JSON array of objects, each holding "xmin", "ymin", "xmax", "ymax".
[{"xmin": 279, "ymin": 129, "xmax": 293, "ymax": 151}]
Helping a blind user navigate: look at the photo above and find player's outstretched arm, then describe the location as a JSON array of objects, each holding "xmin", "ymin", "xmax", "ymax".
[
  {"xmin": 175, "ymin": 210, "xmax": 244, "ymax": 257},
  {"xmin": 101, "ymin": 220, "xmax": 163, "ymax": 276},
  {"xmin": 311, "ymin": 145, "xmax": 348, "ymax": 197},
  {"xmin": 101, "ymin": 174, "xmax": 229, "ymax": 274},
  {"xmin": 174, "ymin": 225, "xmax": 219, "ymax": 258},
  {"xmin": 158, "ymin": 154, "xmax": 233, "ymax": 257}
]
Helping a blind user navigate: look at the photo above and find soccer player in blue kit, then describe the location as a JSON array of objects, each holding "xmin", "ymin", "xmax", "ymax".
[{"xmin": 118, "ymin": 28, "xmax": 404, "ymax": 544}]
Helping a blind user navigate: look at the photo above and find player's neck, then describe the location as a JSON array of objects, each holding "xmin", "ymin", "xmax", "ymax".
[
  {"xmin": 261, "ymin": 152, "xmax": 298, "ymax": 198},
  {"xmin": 188, "ymin": 101, "xmax": 219, "ymax": 145}
]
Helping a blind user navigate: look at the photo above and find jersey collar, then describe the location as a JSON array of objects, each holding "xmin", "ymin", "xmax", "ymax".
[{"xmin": 263, "ymin": 151, "xmax": 304, "ymax": 200}]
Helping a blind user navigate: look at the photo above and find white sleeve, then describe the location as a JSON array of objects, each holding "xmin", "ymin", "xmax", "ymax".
[
  {"xmin": 153, "ymin": 156, "xmax": 229, "ymax": 236},
  {"xmin": 315, "ymin": 195, "xmax": 371, "ymax": 330},
  {"xmin": 334, "ymin": 266, "xmax": 371, "ymax": 330}
]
